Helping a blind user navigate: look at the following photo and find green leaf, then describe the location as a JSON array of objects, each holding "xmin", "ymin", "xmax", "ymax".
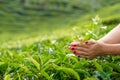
[
  {"xmin": 94, "ymin": 71, "xmax": 111, "ymax": 80},
  {"xmin": 93, "ymin": 61, "xmax": 103, "ymax": 71},
  {"xmin": 42, "ymin": 64, "xmax": 52, "ymax": 72},
  {"xmin": 41, "ymin": 71, "xmax": 52, "ymax": 80},
  {"xmin": 4, "ymin": 74, "xmax": 10, "ymax": 80},
  {"xmin": 67, "ymin": 56, "xmax": 79, "ymax": 63},
  {"xmin": 109, "ymin": 72, "xmax": 120, "ymax": 78},
  {"xmin": 102, "ymin": 63, "xmax": 113, "ymax": 74},
  {"xmin": 75, "ymin": 69, "xmax": 90, "ymax": 77},
  {"xmin": 57, "ymin": 67, "xmax": 80, "ymax": 80},
  {"xmin": 42, "ymin": 59, "xmax": 55, "ymax": 69},
  {"xmin": 6, "ymin": 51, "xmax": 13, "ymax": 58},
  {"xmin": 0, "ymin": 62, "xmax": 5, "ymax": 65},
  {"xmin": 84, "ymin": 77, "xmax": 96, "ymax": 80},
  {"xmin": 26, "ymin": 57, "xmax": 40, "ymax": 70},
  {"xmin": 17, "ymin": 73, "xmax": 21, "ymax": 80},
  {"xmin": 107, "ymin": 63, "xmax": 120, "ymax": 72}
]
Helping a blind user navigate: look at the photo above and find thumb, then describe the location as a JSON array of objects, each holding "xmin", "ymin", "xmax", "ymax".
[
  {"xmin": 70, "ymin": 40, "xmax": 80, "ymax": 46},
  {"xmin": 86, "ymin": 40, "xmax": 96, "ymax": 45}
]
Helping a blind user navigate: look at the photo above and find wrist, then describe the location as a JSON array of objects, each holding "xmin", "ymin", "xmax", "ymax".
[
  {"xmin": 101, "ymin": 43, "xmax": 109, "ymax": 55},
  {"xmin": 101, "ymin": 43, "xmax": 116, "ymax": 55},
  {"xmin": 97, "ymin": 41, "xmax": 108, "ymax": 55}
]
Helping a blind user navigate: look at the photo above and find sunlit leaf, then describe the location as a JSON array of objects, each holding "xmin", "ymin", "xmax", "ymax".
[
  {"xmin": 93, "ymin": 61, "xmax": 103, "ymax": 71},
  {"xmin": 57, "ymin": 67, "xmax": 80, "ymax": 80},
  {"xmin": 4, "ymin": 74, "xmax": 10, "ymax": 80},
  {"xmin": 26, "ymin": 57, "xmax": 40, "ymax": 70},
  {"xmin": 41, "ymin": 71, "xmax": 52, "ymax": 80}
]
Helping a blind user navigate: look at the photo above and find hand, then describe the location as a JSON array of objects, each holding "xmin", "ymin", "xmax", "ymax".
[{"xmin": 69, "ymin": 40, "xmax": 105, "ymax": 59}]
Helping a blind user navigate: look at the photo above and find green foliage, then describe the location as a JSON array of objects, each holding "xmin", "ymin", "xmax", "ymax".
[
  {"xmin": 56, "ymin": 67, "xmax": 80, "ymax": 80},
  {"xmin": 0, "ymin": 17, "xmax": 120, "ymax": 79},
  {"xmin": 4, "ymin": 74, "xmax": 10, "ymax": 80},
  {"xmin": 26, "ymin": 57, "xmax": 40, "ymax": 70},
  {"xmin": 0, "ymin": 1, "xmax": 120, "ymax": 80}
]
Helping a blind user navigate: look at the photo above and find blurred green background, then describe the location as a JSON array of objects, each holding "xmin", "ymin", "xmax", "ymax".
[{"xmin": 0, "ymin": 0, "xmax": 120, "ymax": 44}]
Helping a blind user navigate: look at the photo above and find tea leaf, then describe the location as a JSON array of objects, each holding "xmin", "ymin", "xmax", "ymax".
[
  {"xmin": 57, "ymin": 67, "xmax": 80, "ymax": 80},
  {"xmin": 4, "ymin": 74, "xmax": 10, "ymax": 80},
  {"xmin": 41, "ymin": 71, "xmax": 52, "ymax": 80},
  {"xmin": 93, "ymin": 71, "xmax": 111, "ymax": 80},
  {"xmin": 94, "ymin": 61, "xmax": 103, "ymax": 71},
  {"xmin": 75, "ymin": 69, "xmax": 90, "ymax": 77},
  {"xmin": 107, "ymin": 63, "xmax": 120, "ymax": 72},
  {"xmin": 26, "ymin": 57, "xmax": 40, "ymax": 70}
]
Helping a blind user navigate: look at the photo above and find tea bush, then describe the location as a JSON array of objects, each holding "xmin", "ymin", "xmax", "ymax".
[
  {"xmin": 0, "ymin": 16, "xmax": 120, "ymax": 80},
  {"xmin": 0, "ymin": 2, "xmax": 120, "ymax": 80}
]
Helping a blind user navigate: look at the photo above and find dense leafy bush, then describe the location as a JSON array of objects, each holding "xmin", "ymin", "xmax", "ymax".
[
  {"xmin": 0, "ymin": 16, "xmax": 120, "ymax": 80},
  {"xmin": 0, "ymin": 1, "xmax": 120, "ymax": 80}
]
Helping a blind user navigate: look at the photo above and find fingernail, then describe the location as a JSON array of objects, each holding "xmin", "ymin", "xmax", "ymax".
[
  {"xmin": 85, "ymin": 41, "xmax": 88, "ymax": 45},
  {"xmin": 71, "ymin": 47, "xmax": 74, "ymax": 50}
]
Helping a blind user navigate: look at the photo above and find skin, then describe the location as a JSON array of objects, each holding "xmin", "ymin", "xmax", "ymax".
[{"xmin": 69, "ymin": 24, "xmax": 120, "ymax": 59}]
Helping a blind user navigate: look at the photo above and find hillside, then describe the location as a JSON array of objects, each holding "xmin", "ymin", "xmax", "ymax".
[{"xmin": 0, "ymin": 3, "xmax": 120, "ymax": 48}]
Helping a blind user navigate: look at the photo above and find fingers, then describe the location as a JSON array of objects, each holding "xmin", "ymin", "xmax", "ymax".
[
  {"xmin": 87, "ymin": 40, "xmax": 96, "ymax": 45},
  {"xmin": 70, "ymin": 39, "xmax": 96, "ymax": 47},
  {"xmin": 69, "ymin": 42, "xmax": 89, "ymax": 56},
  {"xmin": 69, "ymin": 47, "xmax": 95, "ymax": 59},
  {"xmin": 75, "ymin": 50, "xmax": 88, "ymax": 56},
  {"xmin": 73, "ymin": 51, "xmax": 91, "ymax": 58},
  {"xmin": 70, "ymin": 40, "xmax": 80, "ymax": 46},
  {"xmin": 70, "ymin": 49, "xmax": 88, "ymax": 56},
  {"xmin": 70, "ymin": 41, "xmax": 88, "ymax": 48},
  {"xmin": 74, "ymin": 51, "xmax": 95, "ymax": 59},
  {"xmin": 69, "ymin": 39, "xmax": 97, "ymax": 59},
  {"xmin": 74, "ymin": 46, "xmax": 88, "ymax": 52},
  {"xmin": 70, "ymin": 38, "xmax": 85, "ymax": 46}
]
